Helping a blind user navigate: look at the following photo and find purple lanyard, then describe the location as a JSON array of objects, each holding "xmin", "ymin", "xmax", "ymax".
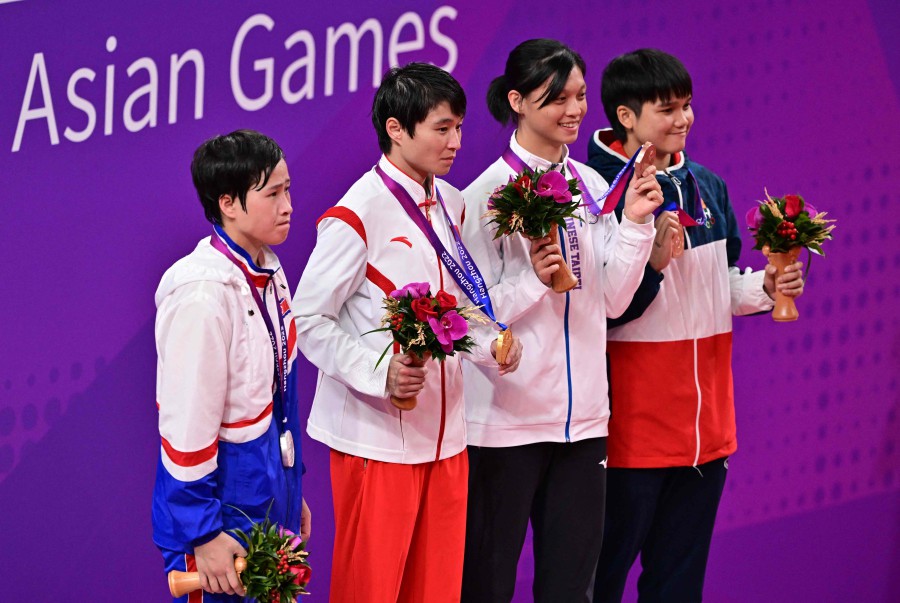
[
  {"xmin": 210, "ymin": 228, "xmax": 288, "ymax": 428},
  {"xmin": 501, "ymin": 147, "xmax": 619, "ymax": 216},
  {"xmin": 374, "ymin": 164, "xmax": 507, "ymax": 330}
]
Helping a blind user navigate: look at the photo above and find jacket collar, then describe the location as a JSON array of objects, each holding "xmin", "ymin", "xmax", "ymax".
[
  {"xmin": 509, "ymin": 131, "xmax": 570, "ymax": 173},
  {"xmin": 212, "ymin": 224, "xmax": 279, "ymax": 287},
  {"xmin": 589, "ymin": 128, "xmax": 686, "ymax": 172},
  {"xmin": 379, "ymin": 155, "xmax": 435, "ymax": 204}
]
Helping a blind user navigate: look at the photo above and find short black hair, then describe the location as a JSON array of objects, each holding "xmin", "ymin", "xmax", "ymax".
[
  {"xmin": 601, "ymin": 48, "xmax": 693, "ymax": 141},
  {"xmin": 372, "ymin": 62, "xmax": 466, "ymax": 154},
  {"xmin": 487, "ymin": 39, "xmax": 587, "ymax": 125},
  {"xmin": 190, "ymin": 130, "xmax": 284, "ymax": 225}
]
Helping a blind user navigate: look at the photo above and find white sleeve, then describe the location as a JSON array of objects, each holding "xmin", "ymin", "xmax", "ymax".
[
  {"xmin": 729, "ymin": 267, "xmax": 775, "ymax": 315},
  {"xmin": 460, "ymin": 193, "xmax": 549, "ymax": 325},
  {"xmin": 292, "ymin": 218, "xmax": 390, "ymax": 398},
  {"xmin": 463, "ymin": 319, "xmax": 501, "ymax": 367},
  {"xmin": 599, "ymin": 214, "xmax": 656, "ymax": 319},
  {"xmin": 156, "ymin": 283, "xmax": 229, "ymax": 481}
]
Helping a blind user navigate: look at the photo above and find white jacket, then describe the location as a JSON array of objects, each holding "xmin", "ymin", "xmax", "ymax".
[
  {"xmin": 294, "ymin": 156, "xmax": 495, "ymax": 464},
  {"xmin": 156, "ymin": 234, "xmax": 298, "ymax": 479},
  {"xmin": 460, "ymin": 134, "xmax": 654, "ymax": 447},
  {"xmin": 154, "ymin": 231, "xmax": 304, "ymax": 550}
]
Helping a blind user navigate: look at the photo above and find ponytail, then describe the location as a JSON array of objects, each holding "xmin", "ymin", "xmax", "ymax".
[
  {"xmin": 486, "ymin": 39, "xmax": 586, "ymax": 126},
  {"xmin": 486, "ymin": 75, "xmax": 514, "ymax": 125}
]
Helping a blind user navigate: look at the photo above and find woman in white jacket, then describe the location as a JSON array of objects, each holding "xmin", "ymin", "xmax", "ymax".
[
  {"xmin": 293, "ymin": 64, "xmax": 521, "ymax": 603},
  {"xmin": 459, "ymin": 39, "xmax": 662, "ymax": 602}
]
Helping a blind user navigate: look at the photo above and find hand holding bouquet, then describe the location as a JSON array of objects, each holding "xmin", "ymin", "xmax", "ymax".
[
  {"xmin": 747, "ymin": 190, "xmax": 835, "ymax": 321},
  {"xmin": 168, "ymin": 514, "xmax": 311, "ymax": 601},
  {"xmin": 368, "ymin": 282, "xmax": 483, "ymax": 410},
  {"xmin": 484, "ymin": 168, "xmax": 584, "ymax": 292}
]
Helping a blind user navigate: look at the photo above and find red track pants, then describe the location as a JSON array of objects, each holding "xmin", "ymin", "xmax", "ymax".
[{"xmin": 329, "ymin": 449, "xmax": 468, "ymax": 603}]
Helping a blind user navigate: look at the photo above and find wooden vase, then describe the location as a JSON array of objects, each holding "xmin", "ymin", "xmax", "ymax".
[
  {"xmin": 390, "ymin": 351, "xmax": 430, "ymax": 410},
  {"xmin": 168, "ymin": 557, "xmax": 247, "ymax": 597},
  {"xmin": 767, "ymin": 246, "xmax": 802, "ymax": 322},
  {"xmin": 547, "ymin": 226, "xmax": 578, "ymax": 293}
]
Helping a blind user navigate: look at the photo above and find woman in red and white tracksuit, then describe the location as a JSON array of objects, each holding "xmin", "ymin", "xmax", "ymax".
[{"xmin": 293, "ymin": 64, "xmax": 519, "ymax": 603}]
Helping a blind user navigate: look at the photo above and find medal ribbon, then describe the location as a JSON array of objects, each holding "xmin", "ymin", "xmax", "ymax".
[
  {"xmin": 375, "ymin": 164, "xmax": 507, "ymax": 330},
  {"xmin": 210, "ymin": 226, "xmax": 288, "ymax": 431},
  {"xmin": 501, "ymin": 146, "xmax": 623, "ymax": 216},
  {"xmin": 655, "ymin": 168, "xmax": 706, "ymax": 227}
]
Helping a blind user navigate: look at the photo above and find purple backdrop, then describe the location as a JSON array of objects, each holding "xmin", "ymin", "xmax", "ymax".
[{"xmin": 1, "ymin": 0, "xmax": 897, "ymax": 601}]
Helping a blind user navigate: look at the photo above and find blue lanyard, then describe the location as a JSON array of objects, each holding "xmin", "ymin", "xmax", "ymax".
[
  {"xmin": 375, "ymin": 164, "xmax": 507, "ymax": 330},
  {"xmin": 210, "ymin": 228, "xmax": 288, "ymax": 430}
]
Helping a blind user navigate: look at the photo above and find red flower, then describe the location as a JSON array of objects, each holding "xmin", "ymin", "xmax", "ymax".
[
  {"xmin": 513, "ymin": 174, "xmax": 532, "ymax": 195},
  {"xmin": 435, "ymin": 290, "xmax": 457, "ymax": 312},
  {"xmin": 290, "ymin": 563, "xmax": 312, "ymax": 587},
  {"xmin": 411, "ymin": 297, "xmax": 438, "ymax": 321},
  {"xmin": 783, "ymin": 194, "xmax": 804, "ymax": 218}
]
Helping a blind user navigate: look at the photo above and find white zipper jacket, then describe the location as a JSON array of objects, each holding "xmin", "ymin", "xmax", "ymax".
[
  {"xmin": 460, "ymin": 134, "xmax": 654, "ymax": 447},
  {"xmin": 153, "ymin": 232, "xmax": 303, "ymax": 550},
  {"xmin": 294, "ymin": 157, "xmax": 495, "ymax": 464}
]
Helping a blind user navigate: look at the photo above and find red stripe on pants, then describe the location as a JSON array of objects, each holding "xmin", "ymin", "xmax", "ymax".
[
  {"xmin": 185, "ymin": 554, "xmax": 203, "ymax": 603},
  {"xmin": 329, "ymin": 449, "xmax": 468, "ymax": 603}
]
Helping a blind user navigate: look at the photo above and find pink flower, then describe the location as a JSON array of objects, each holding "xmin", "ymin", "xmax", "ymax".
[
  {"xmin": 746, "ymin": 205, "xmax": 764, "ymax": 229},
  {"xmin": 534, "ymin": 171, "xmax": 572, "ymax": 203},
  {"xmin": 390, "ymin": 282, "xmax": 431, "ymax": 300},
  {"xmin": 427, "ymin": 310, "xmax": 469, "ymax": 353},
  {"xmin": 487, "ymin": 185, "xmax": 505, "ymax": 210},
  {"xmin": 805, "ymin": 203, "xmax": 818, "ymax": 218},
  {"xmin": 278, "ymin": 527, "xmax": 303, "ymax": 549}
]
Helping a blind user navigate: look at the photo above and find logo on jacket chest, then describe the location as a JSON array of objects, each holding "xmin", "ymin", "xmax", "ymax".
[{"xmin": 390, "ymin": 236, "xmax": 413, "ymax": 248}]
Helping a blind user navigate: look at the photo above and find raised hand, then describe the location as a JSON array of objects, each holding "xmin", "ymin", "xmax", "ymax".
[{"xmin": 623, "ymin": 163, "xmax": 664, "ymax": 224}]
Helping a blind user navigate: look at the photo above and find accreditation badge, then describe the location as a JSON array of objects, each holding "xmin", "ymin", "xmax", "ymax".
[{"xmin": 280, "ymin": 430, "xmax": 295, "ymax": 468}]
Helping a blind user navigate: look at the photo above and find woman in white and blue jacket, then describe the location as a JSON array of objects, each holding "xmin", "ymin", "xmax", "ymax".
[{"xmin": 458, "ymin": 39, "xmax": 662, "ymax": 603}]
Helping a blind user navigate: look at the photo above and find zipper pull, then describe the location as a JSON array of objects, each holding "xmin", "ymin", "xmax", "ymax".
[{"xmin": 662, "ymin": 168, "xmax": 681, "ymax": 185}]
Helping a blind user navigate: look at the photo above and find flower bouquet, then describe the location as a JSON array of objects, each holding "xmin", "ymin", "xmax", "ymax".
[
  {"xmin": 746, "ymin": 190, "xmax": 835, "ymax": 321},
  {"xmin": 168, "ymin": 514, "xmax": 311, "ymax": 601},
  {"xmin": 484, "ymin": 168, "xmax": 584, "ymax": 292},
  {"xmin": 368, "ymin": 282, "xmax": 483, "ymax": 410}
]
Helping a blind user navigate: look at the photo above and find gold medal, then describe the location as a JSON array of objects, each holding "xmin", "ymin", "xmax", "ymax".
[{"xmin": 495, "ymin": 328, "xmax": 513, "ymax": 365}]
